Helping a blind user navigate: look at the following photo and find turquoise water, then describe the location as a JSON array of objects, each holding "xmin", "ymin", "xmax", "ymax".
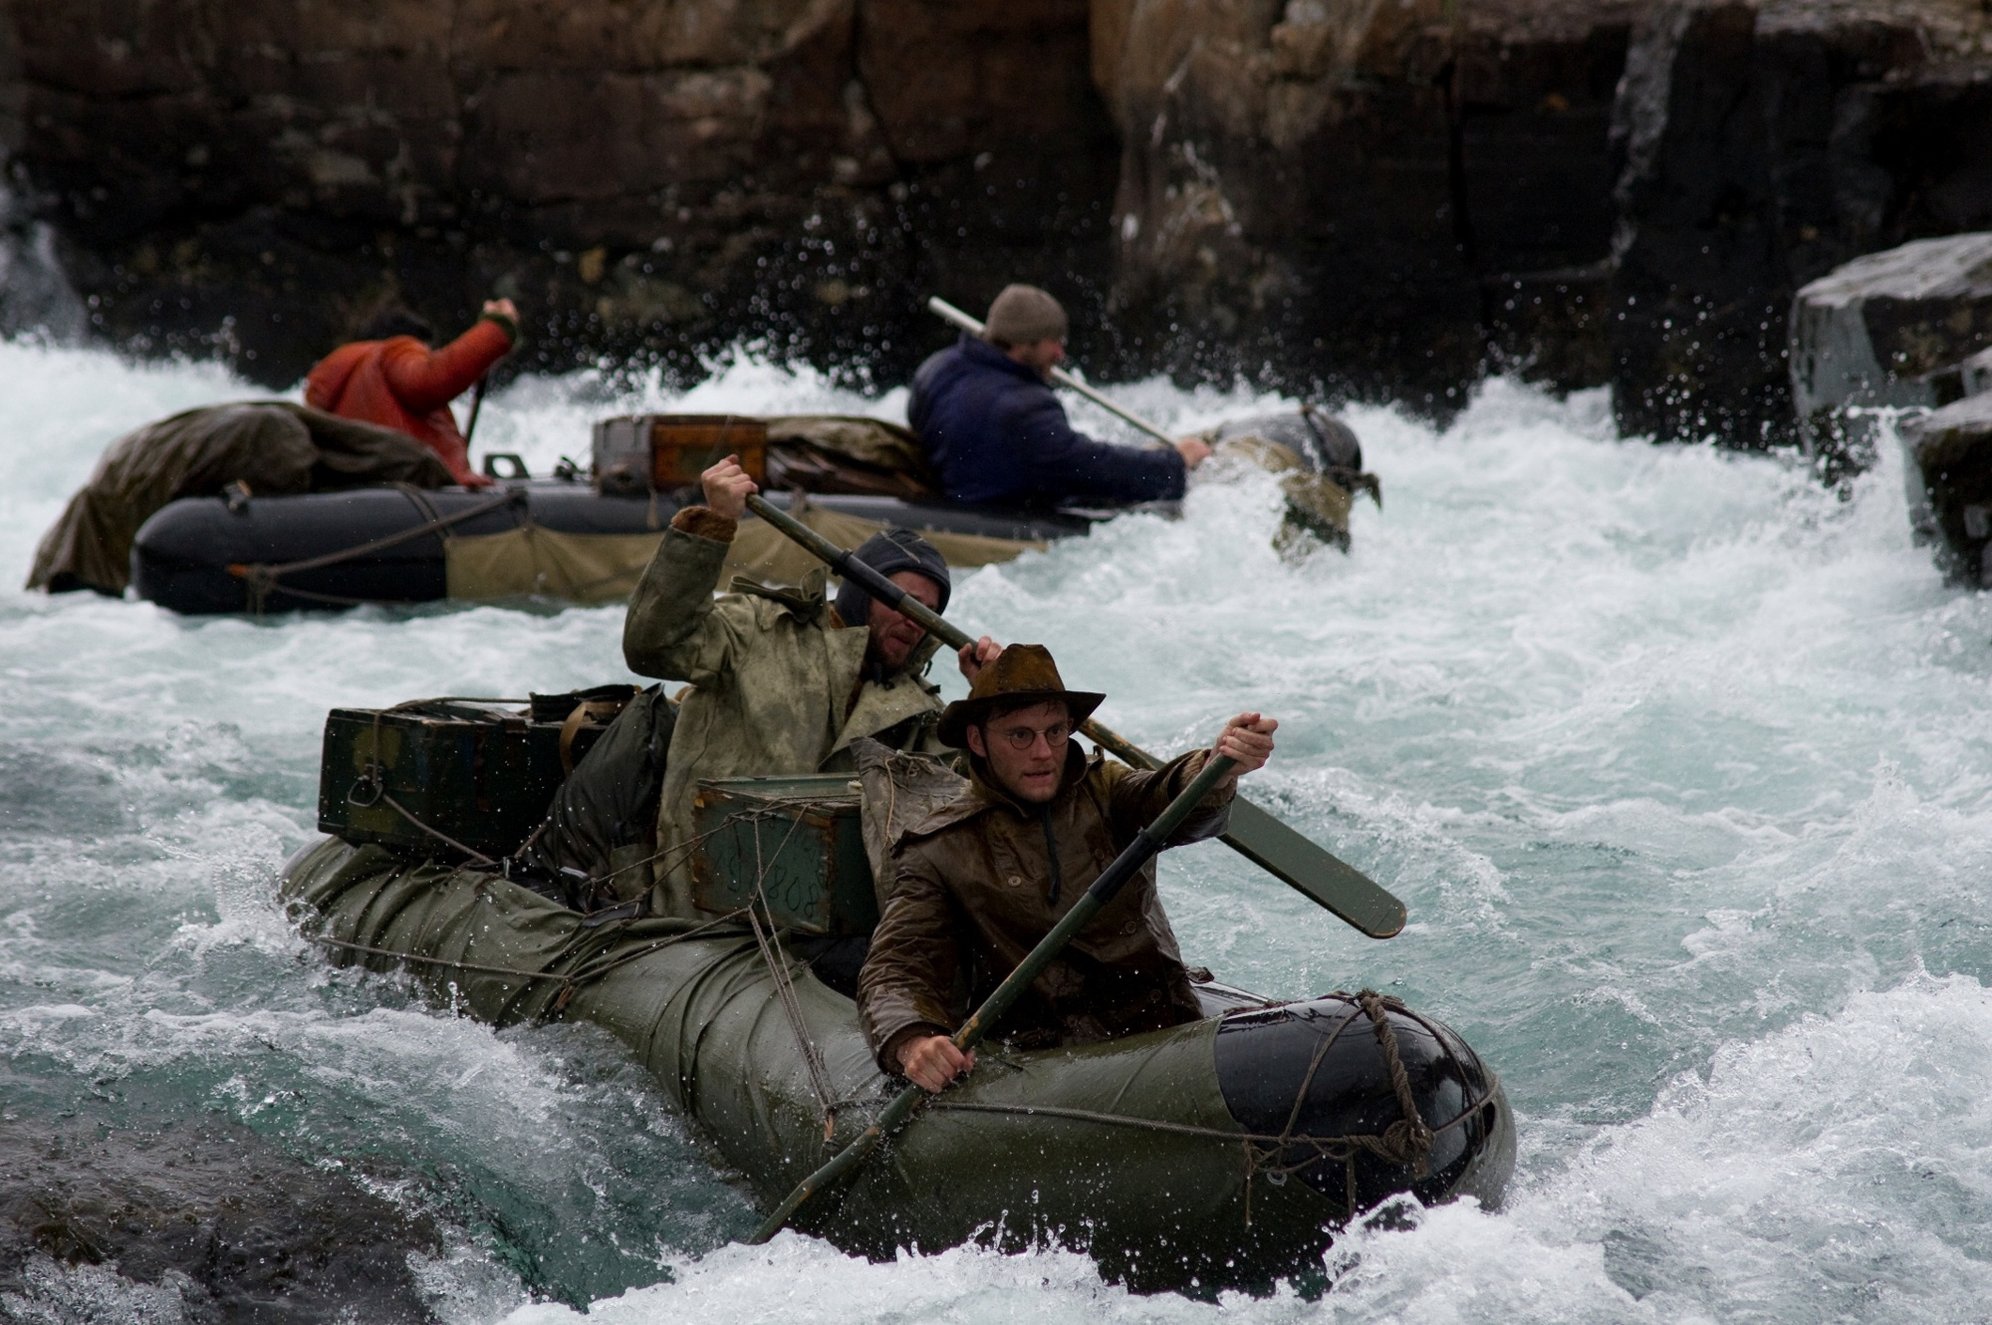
[{"xmin": 2, "ymin": 340, "xmax": 1989, "ymax": 1322}]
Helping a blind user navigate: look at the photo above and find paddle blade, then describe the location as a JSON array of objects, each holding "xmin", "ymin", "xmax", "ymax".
[{"xmin": 1220, "ymin": 796, "xmax": 1406, "ymax": 939}]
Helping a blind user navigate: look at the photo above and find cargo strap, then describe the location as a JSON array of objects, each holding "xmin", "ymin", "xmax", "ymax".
[
  {"xmin": 228, "ymin": 486, "xmax": 521, "ymax": 613},
  {"xmin": 558, "ymin": 696, "xmax": 628, "ymax": 775}
]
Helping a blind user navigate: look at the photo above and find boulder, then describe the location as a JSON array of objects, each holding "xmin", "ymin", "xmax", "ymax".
[
  {"xmin": 0, "ymin": 1113, "xmax": 442, "ymax": 1322},
  {"xmin": 1925, "ymin": 344, "xmax": 1992, "ymax": 404},
  {"xmin": 1607, "ymin": 0, "xmax": 1992, "ymax": 448},
  {"xmin": 1089, "ymin": 0, "xmax": 1638, "ymax": 404},
  {"xmin": 1899, "ymin": 391, "xmax": 1992, "ymax": 586},
  {"xmin": 0, "ymin": 0, "xmax": 1119, "ymax": 387},
  {"xmin": 1789, "ymin": 232, "xmax": 1992, "ymax": 479}
]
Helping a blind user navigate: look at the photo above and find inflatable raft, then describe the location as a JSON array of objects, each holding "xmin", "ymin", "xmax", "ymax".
[
  {"xmin": 132, "ymin": 482, "xmax": 1094, "ymax": 614},
  {"xmin": 124, "ymin": 410, "xmax": 1374, "ymax": 614},
  {"xmin": 280, "ymin": 696, "xmax": 1507, "ymax": 1292}
]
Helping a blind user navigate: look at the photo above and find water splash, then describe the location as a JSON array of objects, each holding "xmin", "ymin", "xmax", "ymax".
[{"xmin": 3, "ymin": 345, "xmax": 1990, "ymax": 1322}]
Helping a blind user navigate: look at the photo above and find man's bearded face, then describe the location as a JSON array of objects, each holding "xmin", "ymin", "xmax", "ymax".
[{"xmin": 865, "ymin": 571, "xmax": 943, "ymax": 672}]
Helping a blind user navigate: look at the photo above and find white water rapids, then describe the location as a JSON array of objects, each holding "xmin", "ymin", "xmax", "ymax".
[{"xmin": 1, "ymin": 339, "xmax": 1989, "ymax": 1323}]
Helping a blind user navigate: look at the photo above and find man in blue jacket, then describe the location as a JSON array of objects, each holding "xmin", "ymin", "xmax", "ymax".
[{"xmin": 907, "ymin": 285, "xmax": 1212, "ymax": 506}]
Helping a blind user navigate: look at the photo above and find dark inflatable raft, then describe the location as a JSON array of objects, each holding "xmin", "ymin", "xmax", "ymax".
[
  {"xmin": 131, "ymin": 480, "xmax": 1095, "ymax": 614},
  {"xmin": 281, "ymin": 833, "xmax": 1512, "ymax": 1291},
  {"xmin": 127, "ymin": 408, "xmax": 1375, "ymax": 615}
]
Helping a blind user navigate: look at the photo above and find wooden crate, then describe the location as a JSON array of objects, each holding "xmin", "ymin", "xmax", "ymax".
[{"xmin": 592, "ymin": 414, "xmax": 767, "ymax": 495}]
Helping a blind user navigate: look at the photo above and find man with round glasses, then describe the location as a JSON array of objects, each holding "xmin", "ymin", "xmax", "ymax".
[{"xmin": 858, "ymin": 643, "xmax": 1278, "ymax": 1092}]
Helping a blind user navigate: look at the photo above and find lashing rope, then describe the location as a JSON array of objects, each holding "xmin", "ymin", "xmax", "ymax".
[
  {"xmin": 231, "ymin": 485, "xmax": 521, "ymax": 613},
  {"xmin": 317, "ymin": 789, "xmax": 852, "ymax": 1141},
  {"xmin": 733, "ymin": 801, "xmax": 846, "ymax": 1139},
  {"xmin": 307, "ymin": 906, "xmax": 755, "ymax": 1021},
  {"xmin": 309, "ymin": 782, "xmax": 1463, "ymax": 1219}
]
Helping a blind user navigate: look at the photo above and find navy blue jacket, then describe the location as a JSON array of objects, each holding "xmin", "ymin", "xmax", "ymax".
[{"xmin": 907, "ymin": 336, "xmax": 1187, "ymax": 506}]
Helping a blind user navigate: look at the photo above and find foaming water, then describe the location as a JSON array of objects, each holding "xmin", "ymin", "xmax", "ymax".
[{"xmin": 1, "ymin": 344, "xmax": 1989, "ymax": 1322}]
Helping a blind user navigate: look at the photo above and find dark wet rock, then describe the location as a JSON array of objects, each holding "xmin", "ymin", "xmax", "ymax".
[
  {"xmin": 1093, "ymin": 0, "xmax": 1638, "ymax": 407},
  {"xmin": 1900, "ymin": 391, "xmax": 1992, "ymax": 586},
  {"xmin": 1925, "ymin": 344, "xmax": 1992, "ymax": 405},
  {"xmin": 0, "ymin": 0, "xmax": 1119, "ymax": 389},
  {"xmin": 0, "ymin": 1113, "xmax": 443, "ymax": 1323},
  {"xmin": 1789, "ymin": 232, "xmax": 1992, "ymax": 481},
  {"xmin": 1607, "ymin": 0, "xmax": 1992, "ymax": 448}
]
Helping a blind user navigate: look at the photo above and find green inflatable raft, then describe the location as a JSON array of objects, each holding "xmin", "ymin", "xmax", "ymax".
[
  {"xmin": 279, "ymin": 696, "xmax": 1514, "ymax": 1292},
  {"xmin": 284, "ymin": 685, "xmax": 1505, "ymax": 1283}
]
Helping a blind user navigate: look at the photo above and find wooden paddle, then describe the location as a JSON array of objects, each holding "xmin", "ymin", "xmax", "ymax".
[
  {"xmin": 746, "ymin": 750, "xmax": 1241, "ymax": 1244},
  {"xmin": 742, "ymin": 493, "xmax": 1407, "ymax": 940}
]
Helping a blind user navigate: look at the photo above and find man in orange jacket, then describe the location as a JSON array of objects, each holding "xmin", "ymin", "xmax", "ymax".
[{"xmin": 304, "ymin": 299, "xmax": 519, "ymax": 488}]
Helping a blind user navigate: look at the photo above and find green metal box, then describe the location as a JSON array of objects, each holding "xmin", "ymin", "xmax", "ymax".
[
  {"xmin": 319, "ymin": 698, "xmax": 607, "ymax": 860},
  {"xmin": 689, "ymin": 775, "xmax": 877, "ymax": 935}
]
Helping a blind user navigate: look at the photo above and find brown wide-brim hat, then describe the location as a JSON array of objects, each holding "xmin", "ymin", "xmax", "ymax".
[{"xmin": 936, "ymin": 643, "xmax": 1105, "ymax": 749}]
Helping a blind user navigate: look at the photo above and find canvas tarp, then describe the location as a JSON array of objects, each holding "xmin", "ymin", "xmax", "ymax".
[
  {"xmin": 443, "ymin": 526, "xmax": 666, "ymax": 604},
  {"xmin": 763, "ymin": 415, "xmax": 940, "ymax": 500},
  {"xmin": 29, "ymin": 401, "xmax": 451, "ymax": 595}
]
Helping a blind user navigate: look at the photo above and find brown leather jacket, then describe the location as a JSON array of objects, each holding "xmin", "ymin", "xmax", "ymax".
[{"xmin": 858, "ymin": 743, "xmax": 1233, "ymax": 1075}]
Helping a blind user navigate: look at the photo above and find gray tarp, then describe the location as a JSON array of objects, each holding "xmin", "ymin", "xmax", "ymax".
[{"xmin": 29, "ymin": 402, "xmax": 451, "ymax": 595}]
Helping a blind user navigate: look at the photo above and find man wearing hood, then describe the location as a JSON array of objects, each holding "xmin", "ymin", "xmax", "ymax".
[
  {"xmin": 857, "ymin": 643, "xmax": 1278, "ymax": 1092},
  {"xmin": 907, "ymin": 284, "xmax": 1212, "ymax": 507},
  {"xmin": 623, "ymin": 455, "xmax": 995, "ymax": 918},
  {"xmin": 304, "ymin": 299, "xmax": 519, "ymax": 488}
]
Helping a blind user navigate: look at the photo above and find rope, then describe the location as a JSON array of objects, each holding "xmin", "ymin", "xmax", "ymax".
[
  {"xmin": 308, "ymin": 907, "xmax": 757, "ymax": 1020},
  {"xmin": 378, "ymin": 791, "xmax": 498, "ymax": 867},
  {"xmin": 926, "ymin": 1097, "xmax": 1487, "ymax": 1148},
  {"xmin": 736, "ymin": 802, "xmax": 845, "ymax": 1138},
  {"xmin": 311, "ymin": 934, "xmax": 564, "ymax": 982},
  {"xmin": 231, "ymin": 486, "xmax": 521, "ymax": 612},
  {"xmin": 1358, "ymin": 988, "xmax": 1436, "ymax": 1172}
]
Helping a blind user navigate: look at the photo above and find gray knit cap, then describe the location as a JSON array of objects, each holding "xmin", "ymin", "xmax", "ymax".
[
  {"xmin": 833, "ymin": 528, "xmax": 951, "ymax": 629},
  {"xmin": 984, "ymin": 284, "xmax": 1068, "ymax": 346}
]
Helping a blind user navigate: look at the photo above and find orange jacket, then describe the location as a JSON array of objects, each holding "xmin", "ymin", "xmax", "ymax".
[{"xmin": 304, "ymin": 315, "xmax": 515, "ymax": 487}]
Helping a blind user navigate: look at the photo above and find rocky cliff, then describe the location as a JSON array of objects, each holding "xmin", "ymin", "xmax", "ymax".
[
  {"xmin": 0, "ymin": 0, "xmax": 1121, "ymax": 386},
  {"xmin": 2, "ymin": 0, "xmax": 1990, "ymax": 447}
]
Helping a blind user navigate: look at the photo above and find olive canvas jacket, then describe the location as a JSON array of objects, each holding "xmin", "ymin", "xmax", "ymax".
[
  {"xmin": 622, "ymin": 507, "xmax": 945, "ymax": 915},
  {"xmin": 858, "ymin": 743, "xmax": 1233, "ymax": 1075}
]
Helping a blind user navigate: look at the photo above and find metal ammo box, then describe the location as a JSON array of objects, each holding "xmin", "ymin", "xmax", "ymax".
[
  {"xmin": 592, "ymin": 414, "xmax": 769, "ymax": 497},
  {"xmin": 689, "ymin": 775, "xmax": 877, "ymax": 934},
  {"xmin": 318, "ymin": 693, "xmax": 625, "ymax": 859}
]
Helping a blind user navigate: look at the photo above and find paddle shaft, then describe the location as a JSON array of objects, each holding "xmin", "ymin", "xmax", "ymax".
[
  {"xmin": 926, "ymin": 296, "xmax": 1176, "ymax": 448},
  {"xmin": 746, "ymin": 752, "xmax": 1238, "ymax": 1243},
  {"xmin": 739, "ymin": 493, "xmax": 1407, "ymax": 938},
  {"xmin": 463, "ymin": 372, "xmax": 490, "ymax": 446}
]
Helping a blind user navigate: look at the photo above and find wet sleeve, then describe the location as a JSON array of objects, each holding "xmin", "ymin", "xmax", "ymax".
[
  {"xmin": 377, "ymin": 319, "xmax": 516, "ymax": 414},
  {"xmin": 621, "ymin": 510, "xmax": 760, "ymax": 686},
  {"xmin": 1100, "ymin": 749, "xmax": 1234, "ymax": 850},
  {"xmin": 858, "ymin": 844, "xmax": 964, "ymax": 1076},
  {"xmin": 1007, "ymin": 391, "xmax": 1188, "ymax": 504}
]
